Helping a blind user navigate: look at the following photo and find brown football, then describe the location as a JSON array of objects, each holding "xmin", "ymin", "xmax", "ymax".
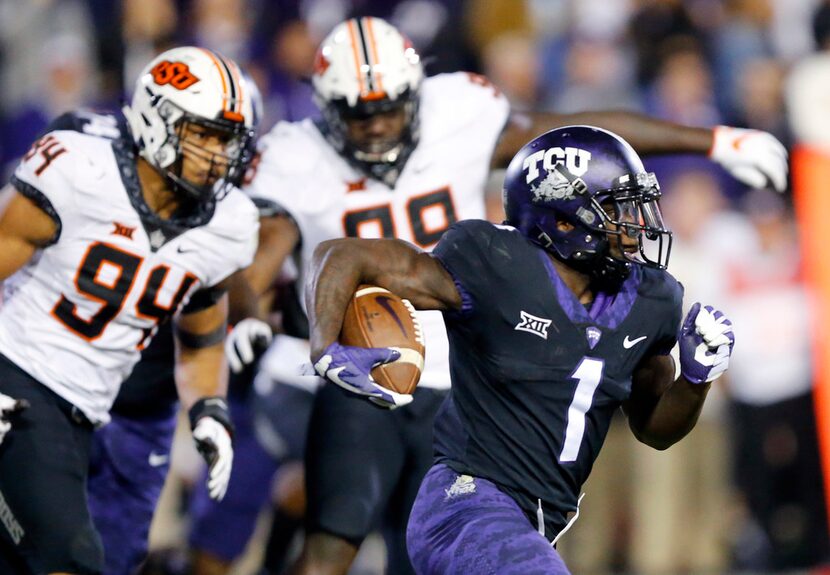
[{"xmin": 339, "ymin": 285, "xmax": 425, "ymax": 395}]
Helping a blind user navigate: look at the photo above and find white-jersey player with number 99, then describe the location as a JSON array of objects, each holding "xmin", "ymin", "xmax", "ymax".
[
  {"xmin": 0, "ymin": 46, "xmax": 259, "ymax": 575},
  {"xmin": 206, "ymin": 16, "xmax": 788, "ymax": 575}
]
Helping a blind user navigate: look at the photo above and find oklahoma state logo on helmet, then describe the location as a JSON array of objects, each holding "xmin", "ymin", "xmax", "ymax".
[{"xmin": 150, "ymin": 60, "xmax": 200, "ymax": 90}]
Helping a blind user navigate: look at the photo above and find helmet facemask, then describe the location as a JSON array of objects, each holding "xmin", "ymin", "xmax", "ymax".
[
  {"xmin": 152, "ymin": 100, "xmax": 254, "ymax": 203},
  {"xmin": 320, "ymin": 87, "xmax": 420, "ymax": 187},
  {"xmin": 311, "ymin": 17, "xmax": 424, "ymax": 187},
  {"xmin": 525, "ymin": 166, "xmax": 672, "ymax": 290},
  {"xmin": 591, "ymin": 171, "xmax": 672, "ymax": 273}
]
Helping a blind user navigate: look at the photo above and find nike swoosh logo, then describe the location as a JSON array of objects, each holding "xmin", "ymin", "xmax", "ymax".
[
  {"xmin": 148, "ymin": 452, "xmax": 169, "ymax": 467},
  {"xmin": 376, "ymin": 295, "xmax": 408, "ymax": 338},
  {"xmin": 177, "ymin": 245, "xmax": 196, "ymax": 254},
  {"xmin": 623, "ymin": 335, "xmax": 648, "ymax": 349}
]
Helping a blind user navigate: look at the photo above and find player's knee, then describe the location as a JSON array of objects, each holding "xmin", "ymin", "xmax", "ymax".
[
  {"xmin": 41, "ymin": 527, "xmax": 104, "ymax": 575},
  {"xmin": 292, "ymin": 532, "xmax": 358, "ymax": 575},
  {"xmin": 274, "ymin": 461, "xmax": 306, "ymax": 519},
  {"xmin": 190, "ymin": 548, "xmax": 232, "ymax": 575}
]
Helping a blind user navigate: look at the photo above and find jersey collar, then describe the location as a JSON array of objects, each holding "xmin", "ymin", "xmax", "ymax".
[
  {"xmin": 111, "ymin": 136, "xmax": 216, "ymax": 250},
  {"xmin": 541, "ymin": 253, "xmax": 641, "ymax": 330}
]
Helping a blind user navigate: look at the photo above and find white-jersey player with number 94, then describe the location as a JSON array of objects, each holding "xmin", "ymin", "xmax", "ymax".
[
  {"xmin": 200, "ymin": 16, "xmax": 788, "ymax": 575},
  {"xmin": 0, "ymin": 46, "xmax": 259, "ymax": 575}
]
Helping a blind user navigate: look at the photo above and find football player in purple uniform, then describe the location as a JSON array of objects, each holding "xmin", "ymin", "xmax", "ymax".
[
  {"xmin": 196, "ymin": 17, "xmax": 785, "ymax": 575},
  {"xmin": 306, "ymin": 126, "xmax": 735, "ymax": 575}
]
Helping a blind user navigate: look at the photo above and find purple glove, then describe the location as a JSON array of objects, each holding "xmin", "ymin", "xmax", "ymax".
[
  {"xmin": 679, "ymin": 303, "xmax": 735, "ymax": 385},
  {"xmin": 313, "ymin": 342, "xmax": 413, "ymax": 409}
]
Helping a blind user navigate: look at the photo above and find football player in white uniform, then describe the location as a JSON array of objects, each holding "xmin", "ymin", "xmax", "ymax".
[
  {"xmin": 82, "ymin": 72, "xmax": 265, "ymax": 575},
  {"xmin": 190, "ymin": 17, "xmax": 788, "ymax": 575},
  {"xmin": 0, "ymin": 47, "xmax": 259, "ymax": 575}
]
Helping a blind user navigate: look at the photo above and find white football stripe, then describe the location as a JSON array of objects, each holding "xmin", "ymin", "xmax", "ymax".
[
  {"xmin": 355, "ymin": 286, "xmax": 391, "ymax": 297},
  {"xmin": 388, "ymin": 347, "xmax": 425, "ymax": 371}
]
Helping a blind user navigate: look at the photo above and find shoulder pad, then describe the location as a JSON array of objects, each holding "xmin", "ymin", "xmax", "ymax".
[
  {"xmin": 435, "ymin": 219, "xmax": 504, "ymax": 263},
  {"xmin": 420, "ymin": 72, "xmax": 510, "ymax": 139},
  {"xmin": 45, "ymin": 109, "xmax": 126, "ymax": 140},
  {"xmin": 638, "ymin": 266, "xmax": 684, "ymax": 307},
  {"xmin": 245, "ymin": 119, "xmax": 337, "ymax": 218},
  {"xmin": 204, "ymin": 188, "xmax": 261, "ymax": 273},
  {"xmin": 12, "ymin": 130, "xmax": 96, "ymax": 211}
]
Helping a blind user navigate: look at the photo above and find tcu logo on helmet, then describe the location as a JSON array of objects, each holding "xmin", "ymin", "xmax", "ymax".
[{"xmin": 523, "ymin": 146, "xmax": 592, "ymax": 183}]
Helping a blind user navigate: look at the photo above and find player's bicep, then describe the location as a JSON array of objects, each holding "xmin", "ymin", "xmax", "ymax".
[
  {"xmin": 175, "ymin": 293, "xmax": 229, "ymax": 350},
  {"xmin": 374, "ymin": 249, "xmax": 461, "ymax": 312},
  {"xmin": 347, "ymin": 238, "xmax": 461, "ymax": 311},
  {"xmin": 310, "ymin": 238, "xmax": 462, "ymax": 312},
  {"xmin": 0, "ymin": 185, "xmax": 59, "ymax": 280},
  {"xmin": 243, "ymin": 213, "xmax": 299, "ymax": 296}
]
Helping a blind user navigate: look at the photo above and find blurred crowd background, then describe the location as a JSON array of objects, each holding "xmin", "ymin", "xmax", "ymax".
[{"xmin": 2, "ymin": 0, "xmax": 830, "ymax": 573}]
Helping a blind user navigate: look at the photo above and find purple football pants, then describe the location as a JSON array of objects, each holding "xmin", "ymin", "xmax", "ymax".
[
  {"xmin": 188, "ymin": 396, "xmax": 279, "ymax": 561},
  {"xmin": 406, "ymin": 463, "xmax": 572, "ymax": 575},
  {"xmin": 87, "ymin": 410, "xmax": 177, "ymax": 575}
]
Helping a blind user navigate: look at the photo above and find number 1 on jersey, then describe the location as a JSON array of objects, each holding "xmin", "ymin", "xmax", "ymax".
[{"xmin": 559, "ymin": 357, "xmax": 605, "ymax": 463}]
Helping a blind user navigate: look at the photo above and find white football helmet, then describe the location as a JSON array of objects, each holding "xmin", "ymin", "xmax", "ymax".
[
  {"xmin": 312, "ymin": 17, "xmax": 423, "ymax": 185},
  {"xmin": 124, "ymin": 46, "xmax": 257, "ymax": 201}
]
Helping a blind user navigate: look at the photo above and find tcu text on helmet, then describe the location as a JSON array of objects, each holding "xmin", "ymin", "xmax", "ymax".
[{"xmin": 524, "ymin": 147, "xmax": 592, "ymax": 183}]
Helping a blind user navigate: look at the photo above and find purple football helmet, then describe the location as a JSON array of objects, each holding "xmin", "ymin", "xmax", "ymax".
[{"xmin": 503, "ymin": 125, "xmax": 672, "ymax": 287}]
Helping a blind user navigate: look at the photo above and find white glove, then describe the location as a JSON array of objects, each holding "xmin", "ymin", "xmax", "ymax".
[
  {"xmin": 225, "ymin": 318, "xmax": 273, "ymax": 373},
  {"xmin": 709, "ymin": 126, "xmax": 788, "ymax": 192},
  {"xmin": 192, "ymin": 416, "xmax": 234, "ymax": 501},
  {"xmin": 0, "ymin": 392, "xmax": 28, "ymax": 446}
]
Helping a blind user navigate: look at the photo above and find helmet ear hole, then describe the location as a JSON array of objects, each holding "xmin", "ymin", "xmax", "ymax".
[{"xmin": 555, "ymin": 219, "xmax": 574, "ymax": 232}]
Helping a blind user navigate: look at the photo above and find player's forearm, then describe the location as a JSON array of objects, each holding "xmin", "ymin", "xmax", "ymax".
[
  {"xmin": 227, "ymin": 272, "xmax": 266, "ymax": 324},
  {"xmin": 174, "ymin": 344, "xmax": 229, "ymax": 410},
  {"xmin": 306, "ymin": 239, "xmax": 374, "ymax": 360},
  {"xmin": 174, "ymin": 298, "xmax": 231, "ymax": 409},
  {"xmin": 494, "ymin": 111, "xmax": 714, "ymax": 167},
  {"xmin": 307, "ymin": 238, "xmax": 427, "ymax": 356},
  {"xmin": 244, "ymin": 214, "xmax": 301, "ymax": 297},
  {"xmin": 633, "ymin": 376, "xmax": 711, "ymax": 450},
  {"xmin": 550, "ymin": 111, "xmax": 713, "ymax": 155}
]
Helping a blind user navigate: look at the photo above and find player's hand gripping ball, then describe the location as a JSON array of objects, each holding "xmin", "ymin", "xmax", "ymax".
[{"xmin": 314, "ymin": 285, "xmax": 425, "ymax": 409}]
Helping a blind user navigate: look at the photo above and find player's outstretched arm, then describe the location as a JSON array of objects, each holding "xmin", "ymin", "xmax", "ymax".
[
  {"xmin": 306, "ymin": 237, "xmax": 460, "ymax": 362},
  {"xmin": 239, "ymin": 213, "xmax": 300, "ymax": 304},
  {"xmin": 174, "ymin": 293, "xmax": 235, "ymax": 501},
  {"xmin": 624, "ymin": 303, "xmax": 735, "ymax": 450},
  {"xmin": 494, "ymin": 111, "xmax": 788, "ymax": 192},
  {"xmin": 0, "ymin": 185, "xmax": 59, "ymax": 280},
  {"xmin": 224, "ymin": 214, "xmax": 300, "ymax": 372}
]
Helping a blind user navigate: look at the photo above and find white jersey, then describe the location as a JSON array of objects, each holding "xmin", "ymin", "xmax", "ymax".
[
  {"xmin": 247, "ymin": 72, "xmax": 510, "ymax": 390},
  {"xmin": 0, "ymin": 119, "xmax": 259, "ymax": 424}
]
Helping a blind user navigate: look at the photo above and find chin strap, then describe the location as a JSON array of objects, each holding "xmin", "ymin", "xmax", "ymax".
[{"xmin": 587, "ymin": 255, "xmax": 631, "ymax": 290}]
